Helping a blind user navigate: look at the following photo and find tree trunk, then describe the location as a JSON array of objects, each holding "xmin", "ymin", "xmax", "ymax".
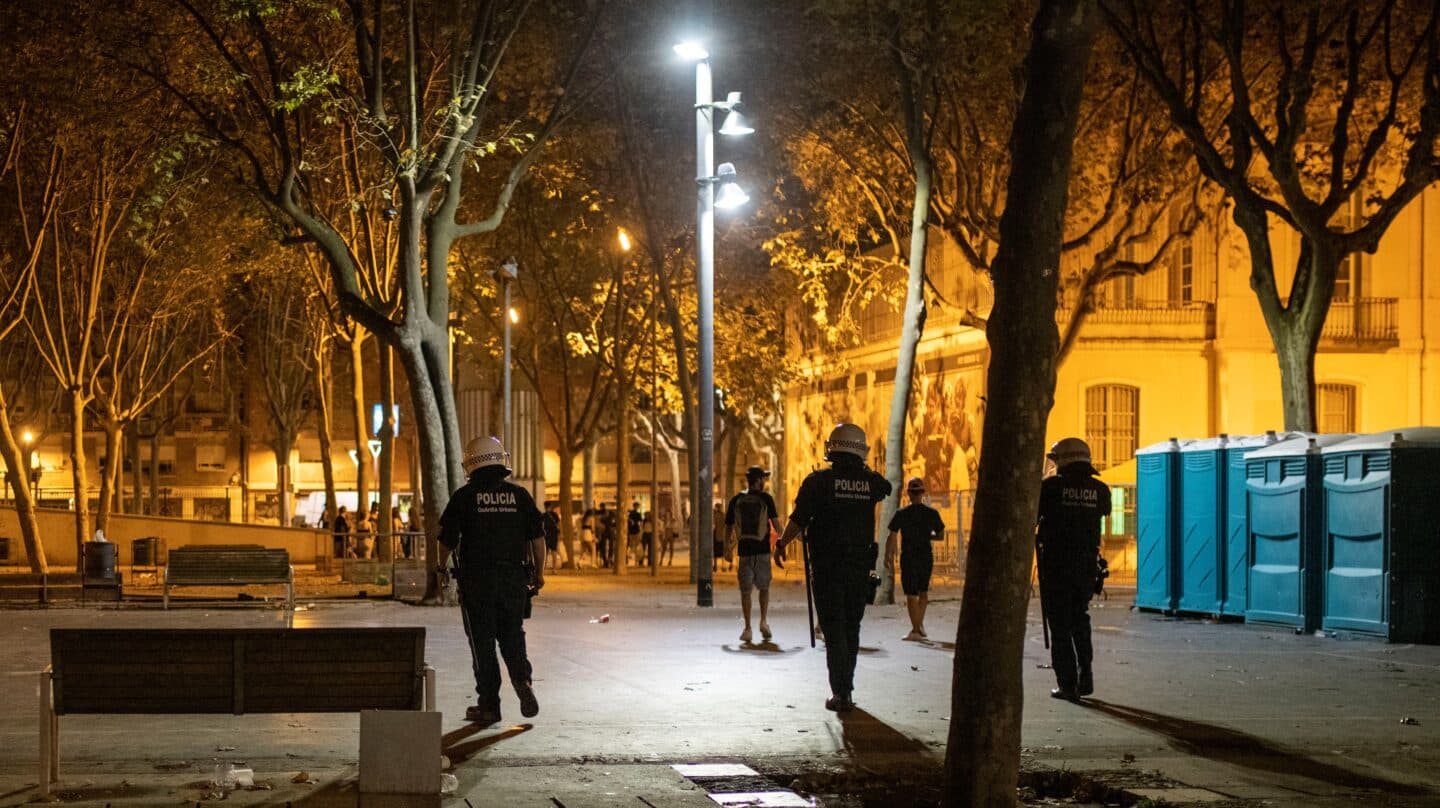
[
  {"xmin": 273, "ymin": 433, "xmax": 295, "ymax": 526},
  {"xmin": 614, "ymin": 398, "xmax": 631, "ymax": 575},
  {"xmin": 378, "ymin": 344, "xmax": 396, "ymax": 562},
  {"xmin": 876, "ymin": 154, "xmax": 933, "ymax": 606},
  {"xmin": 148, "ymin": 432, "xmax": 160, "ymax": 517},
  {"xmin": 944, "ymin": 2, "xmax": 1098, "ymax": 806},
  {"xmin": 0, "ymin": 391, "xmax": 47, "ymax": 573},
  {"xmin": 96, "ymin": 415, "xmax": 123, "ymax": 537},
  {"xmin": 350, "ymin": 335, "xmax": 371, "ymax": 513},
  {"xmin": 666, "ymin": 442, "xmax": 684, "ymax": 566},
  {"xmin": 317, "ymin": 366, "xmax": 338, "ymax": 531},
  {"xmin": 395, "ymin": 338, "xmax": 456, "ymax": 599},
  {"xmin": 128, "ymin": 426, "xmax": 142, "ymax": 514},
  {"xmin": 68, "ymin": 390, "xmax": 91, "ymax": 569},
  {"xmin": 583, "ymin": 442, "xmax": 596, "ymax": 511},
  {"xmin": 558, "ymin": 442, "xmax": 577, "ymax": 568}
]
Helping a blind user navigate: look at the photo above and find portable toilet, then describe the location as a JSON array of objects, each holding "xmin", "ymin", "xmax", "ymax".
[
  {"xmin": 1221, "ymin": 432, "xmax": 1285, "ymax": 617},
  {"xmin": 1178, "ymin": 433, "xmax": 1287, "ymax": 617},
  {"xmin": 1135, "ymin": 438, "xmax": 1182, "ymax": 612},
  {"xmin": 1177, "ymin": 437, "xmax": 1227, "ymax": 615},
  {"xmin": 1244, "ymin": 434, "xmax": 1352, "ymax": 632},
  {"xmin": 1319, "ymin": 428, "xmax": 1440, "ymax": 642}
]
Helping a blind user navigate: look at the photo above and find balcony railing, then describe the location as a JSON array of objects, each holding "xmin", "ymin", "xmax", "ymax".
[
  {"xmin": 1056, "ymin": 300, "xmax": 1215, "ymax": 326},
  {"xmin": 1322, "ymin": 297, "xmax": 1398, "ymax": 342}
]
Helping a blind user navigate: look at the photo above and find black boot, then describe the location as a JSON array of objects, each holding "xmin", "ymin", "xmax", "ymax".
[
  {"xmin": 1077, "ymin": 671, "xmax": 1093, "ymax": 697},
  {"xmin": 1050, "ymin": 687, "xmax": 1079, "ymax": 702}
]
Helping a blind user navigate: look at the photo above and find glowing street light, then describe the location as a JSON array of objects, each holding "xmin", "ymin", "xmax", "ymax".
[{"xmin": 675, "ymin": 35, "xmax": 754, "ymax": 606}]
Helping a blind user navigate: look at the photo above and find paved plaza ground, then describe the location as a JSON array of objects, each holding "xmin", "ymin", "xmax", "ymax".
[{"xmin": 0, "ymin": 567, "xmax": 1437, "ymax": 806}]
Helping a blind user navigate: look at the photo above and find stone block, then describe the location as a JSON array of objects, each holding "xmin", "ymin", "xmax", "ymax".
[{"xmin": 359, "ymin": 710, "xmax": 441, "ymax": 795}]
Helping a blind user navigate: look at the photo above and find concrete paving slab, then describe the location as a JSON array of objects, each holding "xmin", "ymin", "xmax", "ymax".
[{"xmin": 0, "ymin": 575, "xmax": 1435, "ymax": 806}]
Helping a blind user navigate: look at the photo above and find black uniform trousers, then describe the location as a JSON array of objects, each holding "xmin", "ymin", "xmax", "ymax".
[
  {"xmin": 1039, "ymin": 568, "xmax": 1093, "ymax": 690},
  {"xmin": 457, "ymin": 568, "xmax": 531, "ymax": 710},
  {"xmin": 810, "ymin": 553, "xmax": 870, "ymax": 698}
]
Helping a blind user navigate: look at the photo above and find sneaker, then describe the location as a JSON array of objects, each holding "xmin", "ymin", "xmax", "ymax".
[
  {"xmin": 515, "ymin": 682, "xmax": 540, "ymax": 718},
  {"xmin": 465, "ymin": 704, "xmax": 502, "ymax": 726},
  {"xmin": 760, "ymin": 622, "xmax": 772, "ymax": 641},
  {"xmin": 903, "ymin": 630, "xmax": 923, "ymax": 642},
  {"xmin": 824, "ymin": 694, "xmax": 855, "ymax": 713},
  {"xmin": 740, "ymin": 626, "xmax": 753, "ymax": 644},
  {"xmin": 1050, "ymin": 687, "xmax": 1079, "ymax": 703},
  {"xmin": 1077, "ymin": 672, "xmax": 1094, "ymax": 697}
]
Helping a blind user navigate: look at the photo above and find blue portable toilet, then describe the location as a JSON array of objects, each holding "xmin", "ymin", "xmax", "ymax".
[
  {"xmin": 1319, "ymin": 428, "xmax": 1440, "ymax": 642},
  {"xmin": 1177, "ymin": 437, "xmax": 1227, "ymax": 615},
  {"xmin": 1244, "ymin": 433, "xmax": 1352, "ymax": 632},
  {"xmin": 1221, "ymin": 432, "xmax": 1285, "ymax": 617},
  {"xmin": 1178, "ymin": 433, "xmax": 1287, "ymax": 617},
  {"xmin": 1135, "ymin": 438, "xmax": 1182, "ymax": 612}
]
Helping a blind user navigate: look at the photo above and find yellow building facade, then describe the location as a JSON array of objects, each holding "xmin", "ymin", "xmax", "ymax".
[{"xmin": 785, "ymin": 186, "xmax": 1440, "ymax": 514}]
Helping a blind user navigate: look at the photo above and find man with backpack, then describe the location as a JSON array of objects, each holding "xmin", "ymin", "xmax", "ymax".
[{"xmin": 725, "ymin": 465, "xmax": 783, "ymax": 644}]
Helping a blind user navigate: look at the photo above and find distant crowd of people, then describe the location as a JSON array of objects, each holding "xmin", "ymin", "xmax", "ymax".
[
  {"xmin": 544, "ymin": 500, "xmax": 678, "ymax": 570},
  {"xmin": 323, "ymin": 502, "xmax": 415, "ymax": 559}
]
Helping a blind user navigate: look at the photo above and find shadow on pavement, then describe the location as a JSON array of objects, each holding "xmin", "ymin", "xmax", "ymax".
[
  {"xmin": 837, "ymin": 707, "xmax": 934, "ymax": 770},
  {"xmin": 1084, "ymin": 699, "xmax": 1430, "ymax": 796},
  {"xmin": 721, "ymin": 642, "xmax": 801, "ymax": 654},
  {"xmin": 445, "ymin": 723, "xmax": 533, "ymax": 765}
]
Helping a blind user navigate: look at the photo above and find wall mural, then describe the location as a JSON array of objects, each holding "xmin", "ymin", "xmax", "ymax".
[{"xmin": 785, "ymin": 353, "xmax": 986, "ymax": 508}]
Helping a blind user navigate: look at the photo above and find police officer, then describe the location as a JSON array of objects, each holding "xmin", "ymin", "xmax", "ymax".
[
  {"xmin": 776, "ymin": 423, "xmax": 892, "ymax": 712},
  {"xmin": 1036, "ymin": 437, "xmax": 1111, "ymax": 701},
  {"xmin": 438, "ymin": 436, "xmax": 546, "ymax": 726}
]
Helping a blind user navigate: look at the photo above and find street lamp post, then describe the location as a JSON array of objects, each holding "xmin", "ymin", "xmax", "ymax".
[
  {"xmin": 497, "ymin": 258, "xmax": 519, "ymax": 451},
  {"xmin": 675, "ymin": 40, "xmax": 752, "ymax": 607}
]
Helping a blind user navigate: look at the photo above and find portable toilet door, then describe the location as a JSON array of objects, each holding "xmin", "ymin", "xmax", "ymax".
[
  {"xmin": 1320, "ymin": 428, "xmax": 1440, "ymax": 641},
  {"xmin": 1221, "ymin": 432, "xmax": 1285, "ymax": 618},
  {"xmin": 1135, "ymin": 438, "xmax": 1182, "ymax": 612},
  {"xmin": 1177, "ymin": 437, "xmax": 1227, "ymax": 615},
  {"xmin": 1244, "ymin": 434, "xmax": 1351, "ymax": 632}
]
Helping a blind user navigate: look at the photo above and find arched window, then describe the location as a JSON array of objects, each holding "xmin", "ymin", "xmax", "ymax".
[
  {"xmin": 1085, "ymin": 385, "xmax": 1139, "ymax": 470},
  {"xmin": 1317, "ymin": 383, "xmax": 1357, "ymax": 434}
]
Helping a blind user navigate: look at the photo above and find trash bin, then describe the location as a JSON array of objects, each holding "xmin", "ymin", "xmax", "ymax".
[
  {"xmin": 1135, "ymin": 438, "xmax": 1181, "ymax": 612},
  {"xmin": 1220, "ymin": 432, "xmax": 1285, "ymax": 617},
  {"xmin": 1320, "ymin": 428, "xmax": 1440, "ymax": 642},
  {"xmin": 82, "ymin": 541, "xmax": 117, "ymax": 581},
  {"xmin": 1244, "ymin": 433, "xmax": 1351, "ymax": 632},
  {"xmin": 132, "ymin": 537, "xmax": 166, "ymax": 568}
]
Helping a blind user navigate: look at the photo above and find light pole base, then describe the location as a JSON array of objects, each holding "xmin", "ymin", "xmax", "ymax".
[{"xmin": 697, "ymin": 578, "xmax": 713, "ymax": 607}]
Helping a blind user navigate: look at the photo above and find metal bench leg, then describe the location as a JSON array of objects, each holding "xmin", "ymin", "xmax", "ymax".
[
  {"xmin": 163, "ymin": 575, "xmax": 169, "ymax": 610},
  {"xmin": 287, "ymin": 566, "xmax": 295, "ymax": 611},
  {"xmin": 423, "ymin": 665, "xmax": 436, "ymax": 712},
  {"xmin": 39, "ymin": 666, "xmax": 55, "ymax": 797}
]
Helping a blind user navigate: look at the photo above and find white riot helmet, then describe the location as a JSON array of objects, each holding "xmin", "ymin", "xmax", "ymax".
[
  {"xmin": 824, "ymin": 422, "xmax": 869, "ymax": 461},
  {"xmin": 462, "ymin": 436, "xmax": 512, "ymax": 476},
  {"xmin": 1047, "ymin": 437, "xmax": 1092, "ymax": 469}
]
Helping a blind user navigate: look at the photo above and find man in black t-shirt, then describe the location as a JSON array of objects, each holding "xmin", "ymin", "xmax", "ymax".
[
  {"xmin": 439, "ymin": 436, "xmax": 546, "ymax": 726},
  {"xmin": 885, "ymin": 477, "xmax": 945, "ymax": 641},
  {"xmin": 725, "ymin": 465, "xmax": 782, "ymax": 644},
  {"xmin": 776, "ymin": 423, "xmax": 892, "ymax": 712}
]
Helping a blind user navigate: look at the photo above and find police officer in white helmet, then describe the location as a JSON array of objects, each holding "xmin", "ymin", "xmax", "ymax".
[
  {"xmin": 1036, "ymin": 437, "xmax": 1111, "ymax": 701},
  {"xmin": 438, "ymin": 436, "xmax": 546, "ymax": 725},
  {"xmin": 776, "ymin": 423, "xmax": 892, "ymax": 712}
]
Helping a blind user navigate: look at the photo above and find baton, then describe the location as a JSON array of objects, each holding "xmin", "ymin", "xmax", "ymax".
[
  {"xmin": 1033, "ymin": 556, "xmax": 1050, "ymax": 650},
  {"xmin": 802, "ymin": 539, "xmax": 816, "ymax": 649}
]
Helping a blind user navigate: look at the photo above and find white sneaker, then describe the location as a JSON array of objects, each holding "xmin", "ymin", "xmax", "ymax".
[
  {"xmin": 760, "ymin": 623, "xmax": 772, "ymax": 641},
  {"xmin": 740, "ymin": 627, "xmax": 753, "ymax": 644}
]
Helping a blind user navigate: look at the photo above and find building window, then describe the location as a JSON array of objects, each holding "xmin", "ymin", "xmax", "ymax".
[
  {"xmin": 1169, "ymin": 242, "xmax": 1194, "ymax": 304},
  {"xmin": 1085, "ymin": 384, "xmax": 1139, "ymax": 470},
  {"xmin": 1317, "ymin": 383, "xmax": 1356, "ymax": 433},
  {"xmin": 196, "ymin": 442, "xmax": 227, "ymax": 472}
]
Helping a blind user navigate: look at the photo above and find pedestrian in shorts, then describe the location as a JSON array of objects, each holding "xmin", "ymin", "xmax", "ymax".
[
  {"xmin": 725, "ymin": 466, "xmax": 783, "ymax": 644},
  {"xmin": 885, "ymin": 477, "xmax": 945, "ymax": 641}
]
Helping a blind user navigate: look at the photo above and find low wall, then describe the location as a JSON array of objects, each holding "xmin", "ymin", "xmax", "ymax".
[{"xmin": 0, "ymin": 506, "xmax": 328, "ymax": 568}]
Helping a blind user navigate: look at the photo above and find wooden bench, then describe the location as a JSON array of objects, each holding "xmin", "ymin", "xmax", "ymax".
[
  {"xmin": 38, "ymin": 627, "xmax": 435, "ymax": 798},
  {"xmin": 164, "ymin": 546, "xmax": 294, "ymax": 609}
]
